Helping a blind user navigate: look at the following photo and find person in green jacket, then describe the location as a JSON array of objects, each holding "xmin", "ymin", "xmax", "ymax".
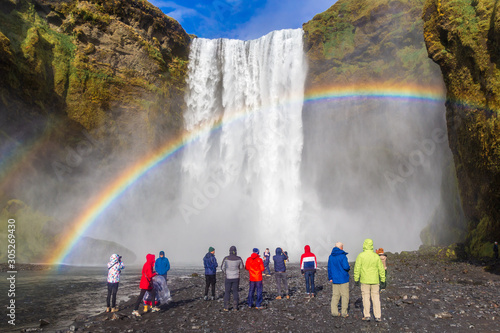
[{"xmin": 353, "ymin": 239, "xmax": 386, "ymax": 322}]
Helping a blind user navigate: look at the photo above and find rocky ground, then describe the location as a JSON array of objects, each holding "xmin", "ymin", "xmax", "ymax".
[{"xmin": 15, "ymin": 249, "xmax": 500, "ymax": 332}]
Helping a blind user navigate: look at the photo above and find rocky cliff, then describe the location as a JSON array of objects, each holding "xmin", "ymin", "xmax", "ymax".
[
  {"xmin": 0, "ymin": 0, "xmax": 190, "ymax": 263},
  {"xmin": 302, "ymin": 0, "xmax": 466, "ymax": 247},
  {"xmin": 0, "ymin": 0, "xmax": 190, "ymax": 152},
  {"xmin": 423, "ymin": 0, "xmax": 500, "ymax": 257}
]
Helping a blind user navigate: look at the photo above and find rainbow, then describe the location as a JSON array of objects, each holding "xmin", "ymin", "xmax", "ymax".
[{"xmin": 45, "ymin": 83, "xmax": 447, "ymax": 264}]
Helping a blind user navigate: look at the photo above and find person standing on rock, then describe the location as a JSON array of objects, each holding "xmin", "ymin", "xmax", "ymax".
[
  {"xmin": 132, "ymin": 254, "xmax": 159, "ymax": 317},
  {"xmin": 245, "ymin": 248, "xmax": 265, "ymax": 309},
  {"xmin": 273, "ymin": 247, "xmax": 290, "ymax": 299},
  {"xmin": 263, "ymin": 248, "xmax": 272, "ymax": 276},
  {"xmin": 328, "ymin": 242, "xmax": 350, "ymax": 317},
  {"xmin": 376, "ymin": 248, "xmax": 388, "ymax": 284},
  {"xmin": 494, "ymin": 242, "xmax": 498, "ymax": 260},
  {"xmin": 106, "ymin": 253, "xmax": 124, "ymax": 313},
  {"xmin": 300, "ymin": 245, "xmax": 318, "ymax": 297},
  {"xmin": 354, "ymin": 239, "xmax": 386, "ymax": 322},
  {"xmin": 203, "ymin": 247, "xmax": 218, "ymax": 301},
  {"xmin": 155, "ymin": 250, "xmax": 170, "ymax": 282},
  {"xmin": 221, "ymin": 245, "xmax": 244, "ymax": 311}
]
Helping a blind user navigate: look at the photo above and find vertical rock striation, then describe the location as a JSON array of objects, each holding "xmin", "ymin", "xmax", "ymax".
[{"xmin": 423, "ymin": 0, "xmax": 500, "ymax": 256}]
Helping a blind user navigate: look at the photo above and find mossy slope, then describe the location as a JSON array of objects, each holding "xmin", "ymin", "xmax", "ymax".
[
  {"xmin": 303, "ymin": 0, "xmax": 444, "ymax": 87},
  {"xmin": 423, "ymin": 0, "xmax": 500, "ymax": 257}
]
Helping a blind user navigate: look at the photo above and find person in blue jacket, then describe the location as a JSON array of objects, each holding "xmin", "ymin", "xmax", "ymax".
[
  {"xmin": 203, "ymin": 247, "xmax": 218, "ymax": 300},
  {"xmin": 155, "ymin": 251, "xmax": 170, "ymax": 281},
  {"xmin": 328, "ymin": 242, "xmax": 350, "ymax": 317}
]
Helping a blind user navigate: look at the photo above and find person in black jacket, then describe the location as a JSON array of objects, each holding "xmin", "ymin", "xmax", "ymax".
[
  {"xmin": 221, "ymin": 246, "xmax": 244, "ymax": 311},
  {"xmin": 273, "ymin": 247, "xmax": 289, "ymax": 299}
]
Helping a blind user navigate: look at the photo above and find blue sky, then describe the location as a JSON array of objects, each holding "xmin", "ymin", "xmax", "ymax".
[{"xmin": 149, "ymin": 0, "xmax": 337, "ymax": 40}]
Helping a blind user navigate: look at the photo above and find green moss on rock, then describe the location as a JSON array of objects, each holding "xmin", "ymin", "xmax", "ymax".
[{"xmin": 423, "ymin": 0, "xmax": 500, "ymax": 257}]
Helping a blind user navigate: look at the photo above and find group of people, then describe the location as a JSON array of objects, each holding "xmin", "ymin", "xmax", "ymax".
[
  {"xmin": 202, "ymin": 245, "xmax": 319, "ymax": 311},
  {"xmin": 105, "ymin": 238, "xmax": 388, "ymax": 321},
  {"xmin": 105, "ymin": 250, "xmax": 171, "ymax": 317}
]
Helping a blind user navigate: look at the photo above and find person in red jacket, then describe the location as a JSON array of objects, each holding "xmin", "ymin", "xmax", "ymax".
[
  {"xmin": 132, "ymin": 254, "xmax": 159, "ymax": 316},
  {"xmin": 300, "ymin": 245, "xmax": 318, "ymax": 297},
  {"xmin": 245, "ymin": 248, "xmax": 265, "ymax": 309}
]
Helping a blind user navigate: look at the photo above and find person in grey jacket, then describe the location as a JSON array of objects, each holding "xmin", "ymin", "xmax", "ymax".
[{"xmin": 221, "ymin": 245, "xmax": 244, "ymax": 311}]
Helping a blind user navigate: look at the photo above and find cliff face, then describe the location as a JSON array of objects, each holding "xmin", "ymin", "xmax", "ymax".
[
  {"xmin": 0, "ymin": 0, "xmax": 190, "ymax": 263},
  {"xmin": 303, "ymin": 0, "xmax": 444, "ymax": 87},
  {"xmin": 302, "ymin": 0, "xmax": 466, "ymax": 247},
  {"xmin": 423, "ymin": 0, "xmax": 500, "ymax": 256},
  {"xmin": 0, "ymin": 0, "xmax": 190, "ymax": 152}
]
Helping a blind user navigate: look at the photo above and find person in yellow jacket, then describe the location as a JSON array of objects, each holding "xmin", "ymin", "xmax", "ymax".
[{"xmin": 353, "ymin": 239, "xmax": 386, "ymax": 322}]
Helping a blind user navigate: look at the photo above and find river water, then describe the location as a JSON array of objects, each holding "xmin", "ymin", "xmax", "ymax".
[{"xmin": 0, "ymin": 265, "xmax": 203, "ymax": 331}]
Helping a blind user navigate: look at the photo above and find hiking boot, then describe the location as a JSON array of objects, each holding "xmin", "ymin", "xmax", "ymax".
[
  {"xmin": 275, "ymin": 296, "xmax": 282, "ymax": 300},
  {"xmin": 203, "ymin": 296, "xmax": 208, "ymax": 301},
  {"xmin": 286, "ymin": 295, "xmax": 290, "ymax": 299},
  {"xmin": 151, "ymin": 307, "xmax": 160, "ymax": 313},
  {"xmin": 106, "ymin": 307, "xmax": 111, "ymax": 313},
  {"xmin": 375, "ymin": 318, "xmax": 382, "ymax": 322},
  {"xmin": 331, "ymin": 313, "xmax": 340, "ymax": 317},
  {"xmin": 342, "ymin": 314, "xmax": 349, "ymax": 318},
  {"xmin": 111, "ymin": 307, "xmax": 119, "ymax": 312},
  {"xmin": 132, "ymin": 310, "xmax": 141, "ymax": 317},
  {"xmin": 256, "ymin": 306, "xmax": 265, "ymax": 310},
  {"xmin": 143, "ymin": 305, "xmax": 149, "ymax": 313},
  {"xmin": 362, "ymin": 317, "xmax": 371, "ymax": 321},
  {"xmin": 210, "ymin": 296, "xmax": 215, "ymax": 301},
  {"xmin": 223, "ymin": 308, "xmax": 229, "ymax": 312}
]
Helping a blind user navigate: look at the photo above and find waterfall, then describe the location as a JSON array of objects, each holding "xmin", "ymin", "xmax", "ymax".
[{"xmin": 180, "ymin": 29, "xmax": 307, "ymax": 251}]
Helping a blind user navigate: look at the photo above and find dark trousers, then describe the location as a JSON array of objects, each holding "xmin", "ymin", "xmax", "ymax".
[
  {"xmin": 205, "ymin": 274, "xmax": 216, "ymax": 297},
  {"xmin": 224, "ymin": 278, "xmax": 240, "ymax": 309},
  {"xmin": 248, "ymin": 280, "xmax": 263, "ymax": 307},
  {"xmin": 275, "ymin": 271, "xmax": 288, "ymax": 295},
  {"xmin": 106, "ymin": 282, "xmax": 119, "ymax": 308},
  {"xmin": 304, "ymin": 271, "xmax": 315, "ymax": 294},
  {"xmin": 133, "ymin": 289, "xmax": 156, "ymax": 310},
  {"xmin": 264, "ymin": 261, "xmax": 271, "ymax": 275}
]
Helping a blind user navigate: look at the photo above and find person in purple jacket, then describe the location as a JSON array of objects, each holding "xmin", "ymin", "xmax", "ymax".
[{"xmin": 328, "ymin": 242, "xmax": 350, "ymax": 317}]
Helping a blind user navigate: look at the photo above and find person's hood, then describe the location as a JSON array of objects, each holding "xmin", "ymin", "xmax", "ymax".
[
  {"xmin": 230, "ymin": 246, "xmax": 237, "ymax": 255},
  {"xmin": 304, "ymin": 245, "xmax": 311, "ymax": 254},
  {"xmin": 331, "ymin": 247, "xmax": 347, "ymax": 256},
  {"xmin": 146, "ymin": 253, "xmax": 155, "ymax": 265},
  {"xmin": 363, "ymin": 239, "xmax": 374, "ymax": 251},
  {"xmin": 109, "ymin": 254, "xmax": 119, "ymax": 264},
  {"xmin": 250, "ymin": 252, "xmax": 260, "ymax": 259},
  {"xmin": 275, "ymin": 247, "xmax": 283, "ymax": 255},
  {"xmin": 159, "ymin": 251, "xmax": 165, "ymax": 256}
]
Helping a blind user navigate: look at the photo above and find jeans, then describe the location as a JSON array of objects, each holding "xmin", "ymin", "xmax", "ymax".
[
  {"xmin": 224, "ymin": 278, "xmax": 240, "ymax": 309},
  {"xmin": 133, "ymin": 288, "xmax": 156, "ymax": 310},
  {"xmin": 304, "ymin": 271, "xmax": 315, "ymax": 294},
  {"xmin": 275, "ymin": 272, "xmax": 288, "ymax": 296},
  {"xmin": 106, "ymin": 282, "xmax": 119, "ymax": 308},
  {"xmin": 264, "ymin": 261, "xmax": 271, "ymax": 275},
  {"xmin": 248, "ymin": 281, "xmax": 263, "ymax": 307},
  {"xmin": 205, "ymin": 274, "xmax": 216, "ymax": 297}
]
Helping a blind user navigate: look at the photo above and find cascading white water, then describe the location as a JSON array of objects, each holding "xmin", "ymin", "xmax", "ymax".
[{"xmin": 180, "ymin": 29, "xmax": 307, "ymax": 251}]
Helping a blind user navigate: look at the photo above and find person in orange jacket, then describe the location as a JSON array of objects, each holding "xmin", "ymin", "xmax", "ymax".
[
  {"xmin": 245, "ymin": 248, "xmax": 265, "ymax": 309},
  {"xmin": 132, "ymin": 254, "xmax": 159, "ymax": 316}
]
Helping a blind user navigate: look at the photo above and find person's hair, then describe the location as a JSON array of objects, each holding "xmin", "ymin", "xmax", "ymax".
[{"xmin": 335, "ymin": 242, "xmax": 343, "ymax": 248}]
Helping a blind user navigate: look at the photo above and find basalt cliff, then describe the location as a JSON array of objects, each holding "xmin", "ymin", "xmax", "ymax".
[{"xmin": 423, "ymin": 0, "xmax": 500, "ymax": 257}]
